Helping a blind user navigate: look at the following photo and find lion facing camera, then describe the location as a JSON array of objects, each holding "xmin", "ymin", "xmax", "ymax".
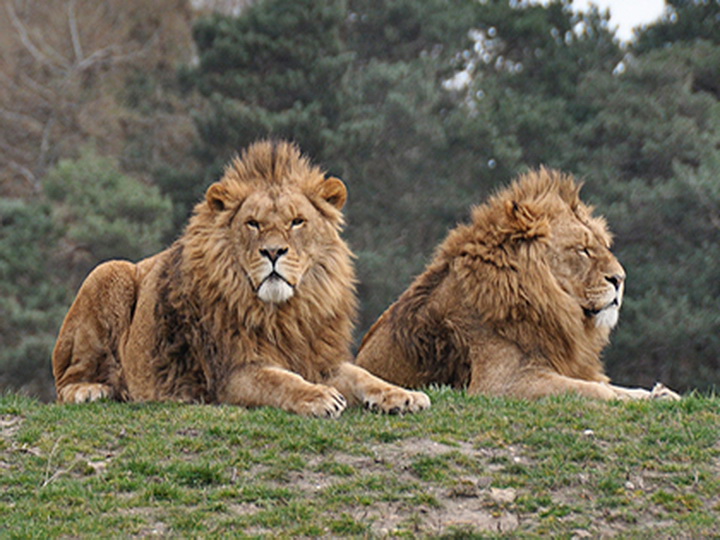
[
  {"xmin": 356, "ymin": 168, "xmax": 679, "ymax": 401},
  {"xmin": 52, "ymin": 141, "xmax": 430, "ymax": 417}
]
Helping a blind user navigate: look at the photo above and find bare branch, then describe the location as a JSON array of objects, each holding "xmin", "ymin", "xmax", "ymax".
[
  {"xmin": 0, "ymin": 70, "xmax": 55, "ymax": 108},
  {"xmin": 0, "ymin": 107, "xmax": 45, "ymax": 131},
  {"xmin": 73, "ymin": 31, "xmax": 160, "ymax": 74},
  {"xmin": 17, "ymin": 73, "xmax": 56, "ymax": 104},
  {"xmin": 67, "ymin": 0, "xmax": 84, "ymax": 63},
  {"xmin": 5, "ymin": 1, "xmax": 64, "ymax": 73},
  {"xmin": 38, "ymin": 114, "xmax": 56, "ymax": 168},
  {"xmin": 8, "ymin": 160, "xmax": 41, "ymax": 193},
  {"xmin": 74, "ymin": 45, "xmax": 118, "ymax": 72}
]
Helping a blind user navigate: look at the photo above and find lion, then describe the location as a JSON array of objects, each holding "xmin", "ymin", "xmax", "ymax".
[
  {"xmin": 52, "ymin": 140, "xmax": 430, "ymax": 417},
  {"xmin": 356, "ymin": 168, "xmax": 680, "ymax": 401}
]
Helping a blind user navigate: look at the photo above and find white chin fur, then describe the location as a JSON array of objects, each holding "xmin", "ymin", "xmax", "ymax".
[
  {"xmin": 258, "ymin": 277, "xmax": 294, "ymax": 304},
  {"xmin": 594, "ymin": 306, "xmax": 619, "ymax": 329}
]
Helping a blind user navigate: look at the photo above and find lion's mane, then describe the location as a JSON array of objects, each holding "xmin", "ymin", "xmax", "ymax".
[{"xmin": 157, "ymin": 143, "xmax": 358, "ymax": 394}]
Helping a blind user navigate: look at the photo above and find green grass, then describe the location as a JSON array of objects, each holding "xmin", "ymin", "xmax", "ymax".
[{"xmin": 1, "ymin": 388, "xmax": 719, "ymax": 538}]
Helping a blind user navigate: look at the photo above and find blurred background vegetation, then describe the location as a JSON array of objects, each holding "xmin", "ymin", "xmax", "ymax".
[{"xmin": 1, "ymin": 0, "xmax": 718, "ymax": 400}]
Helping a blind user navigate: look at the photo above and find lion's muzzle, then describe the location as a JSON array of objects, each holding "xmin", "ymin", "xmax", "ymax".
[
  {"xmin": 587, "ymin": 286, "xmax": 624, "ymax": 329},
  {"xmin": 258, "ymin": 274, "xmax": 294, "ymax": 304},
  {"xmin": 257, "ymin": 247, "xmax": 296, "ymax": 304}
]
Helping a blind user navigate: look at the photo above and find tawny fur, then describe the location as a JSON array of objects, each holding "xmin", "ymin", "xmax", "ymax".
[
  {"xmin": 356, "ymin": 168, "xmax": 679, "ymax": 401},
  {"xmin": 53, "ymin": 141, "xmax": 430, "ymax": 416}
]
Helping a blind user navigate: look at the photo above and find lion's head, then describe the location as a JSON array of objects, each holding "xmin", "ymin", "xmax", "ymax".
[
  {"xmin": 515, "ymin": 176, "xmax": 626, "ymax": 330},
  {"xmin": 454, "ymin": 167, "xmax": 625, "ymax": 335},
  {"xmin": 544, "ymin": 208, "xmax": 625, "ymax": 330},
  {"xmin": 207, "ymin": 174, "xmax": 348, "ymax": 306},
  {"xmin": 182, "ymin": 141, "xmax": 355, "ymax": 318},
  {"xmin": 448, "ymin": 169, "xmax": 625, "ymax": 334}
]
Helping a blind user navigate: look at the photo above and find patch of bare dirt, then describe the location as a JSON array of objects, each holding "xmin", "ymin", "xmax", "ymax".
[
  {"xmin": 349, "ymin": 498, "xmax": 519, "ymax": 537},
  {"xmin": 184, "ymin": 432, "xmax": 718, "ymax": 537},
  {"xmin": 363, "ymin": 438, "xmax": 525, "ymax": 534},
  {"xmin": 238, "ymin": 437, "xmax": 526, "ymax": 536}
]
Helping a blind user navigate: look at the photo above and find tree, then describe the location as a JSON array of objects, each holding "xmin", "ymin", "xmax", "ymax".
[
  {"xmin": 600, "ymin": 150, "xmax": 720, "ymax": 390},
  {"xmin": 573, "ymin": 45, "xmax": 718, "ymax": 184},
  {"xmin": 0, "ymin": 0, "xmax": 196, "ymax": 197},
  {"xmin": 0, "ymin": 0, "xmax": 195, "ymax": 399},
  {"xmin": 573, "ymin": 33, "xmax": 720, "ymax": 391},
  {"xmin": 0, "ymin": 199, "xmax": 67, "ymax": 399},
  {"xmin": 634, "ymin": 0, "xmax": 720, "ymax": 52},
  {"xmin": 44, "ymin": 148, "xmax": 174, "ymax": 287}
]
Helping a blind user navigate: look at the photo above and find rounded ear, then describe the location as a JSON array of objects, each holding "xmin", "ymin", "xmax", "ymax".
[
  {"xmin": 318, "ymin": 177, "xmax": 347, "ymax": 210},
  {"xmin": 206, "ymin": 183, "xmax": 229, "ymax": 212},
  {"xmin": 504, "ymin": 200, "xmax": 549, "ymax": 239},
  {"xmin": 506, "ymin": 200, "xmax": 530, "ymax": 225}
]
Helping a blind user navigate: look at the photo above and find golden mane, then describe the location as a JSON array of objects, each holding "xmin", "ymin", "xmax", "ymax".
[
  {"xmin": 224, "ymin": 141, "xmax": 314, "ymax": 185},
  {"xmin": 132, "ymin": 140, "xmax": 358, "ymax": 391},
  {"xmin": 432, "ymin": 168, "xmax": 607, "ymax": 378}
]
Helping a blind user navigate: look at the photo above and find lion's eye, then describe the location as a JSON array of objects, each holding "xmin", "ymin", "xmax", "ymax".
[
  {"xmin": 291, "ymin": 217, "xmax": 305, "ymax": 228},
  {"xmin": 246, "ymin": 219, "xmax": 260, "ymax": 230},
  {"xmin": 579, "ymin": 247, "xmax": 591, "ymax": 258}
]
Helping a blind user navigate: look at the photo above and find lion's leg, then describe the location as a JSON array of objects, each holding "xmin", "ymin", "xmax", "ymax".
[
  {"xmin": 505, "ymin": 371, "xmax": 680, "ymax": 401},
  {"xmin": 53, "ymin": 261, "xmax": 137, "ymax": 403},
  {"xmin": 220, "ymin": 365, "xmax": 348, "ymax": 418},
  {"xmin": 509, "ymin": 372, "xmax": 621, "ymax": 400},
  {"xmin": 608, "ymin": 382, "xmax": 681, "ymax": 401},
  {"xmin": 326, "ymin": 362, "xmax": 431, "ymax": 414},
  {"xmin": 466, "ymin": 341, "xmax": 670, "ymax": 401}
]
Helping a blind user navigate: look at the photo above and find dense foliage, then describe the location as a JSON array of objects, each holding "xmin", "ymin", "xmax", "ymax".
[{"xmin": 1, "ymin": 0, "xmax": 718, "ymax": 397}]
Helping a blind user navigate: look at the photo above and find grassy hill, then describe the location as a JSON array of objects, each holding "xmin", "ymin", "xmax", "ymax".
[{"xmin": 1, "ymin": 388, "xmax": 718, "ymax": 538}]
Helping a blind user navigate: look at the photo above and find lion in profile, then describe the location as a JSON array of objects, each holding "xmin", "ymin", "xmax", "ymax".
[
  {"xmin": 356, "ymin": 168, "xmax": 679, "ymax": 401},
  {"xmin": 53, "ymin": 140, "xmax": 430, "ymax": 417}
]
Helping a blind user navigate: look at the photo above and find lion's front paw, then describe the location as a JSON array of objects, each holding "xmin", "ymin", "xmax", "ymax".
[
  {"xmin": 650, "ymin": 383, "xmax": 681, "ymax": 401},
  {"xmin": 293, "ymin": 384, "xmax": 348, "ymax": 419},
  {"xmin": 364, "ymin": 388, "xmax": 431, "ymax": 415},
  {"xmin": 59, "ymin": 383, "xmax": 111, "ymax": 403}
]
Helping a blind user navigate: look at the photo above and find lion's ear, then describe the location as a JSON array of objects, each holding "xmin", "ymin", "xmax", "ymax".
[
  {"xmin": 505, "ymin": 200, "xmax": 549, "ymax": 239},
  {"xmin": 206, "ymin": 183, "xmax": 230, "ymax": 212},
  {"xmin": 318, "ymin": 177, "xmax": 347, "ymax": 210}
]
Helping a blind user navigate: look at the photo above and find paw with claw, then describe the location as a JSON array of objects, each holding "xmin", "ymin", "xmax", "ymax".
[
  {"xmin": 59, "ymin": 383, "xmax": 111, "ymax": 403},
  {"xmin": 293, "ymin": 384, "xmax": 348, "ymax": 418},
  {"xmin": 649, "ymin": 382, "xmax": 681, "ymax": 401},
  {"xmin": 363, "ymin": 388, "xmax": 431, "ymax": 415}
]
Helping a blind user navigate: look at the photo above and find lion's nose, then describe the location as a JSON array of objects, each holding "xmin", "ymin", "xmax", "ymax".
[
  {"xmin": 260, "ymin": 247, "xmax": 288, "ymax": 263},
  {"xmin": 605, "ymin": 273, "xmax": 625, "ymax": 290}
]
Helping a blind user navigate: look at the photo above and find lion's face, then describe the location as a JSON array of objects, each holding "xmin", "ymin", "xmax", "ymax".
[
  {"xmin": 202, "ymin": 161, "xmax": 349, "ymax": 306},
  {"xmin": 234, "ymin": 188, "xmax": 331, "ymax": 304},
  {"xmin": 546, "ymin": 207, "xmax": 625, "ymax": 329}
]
